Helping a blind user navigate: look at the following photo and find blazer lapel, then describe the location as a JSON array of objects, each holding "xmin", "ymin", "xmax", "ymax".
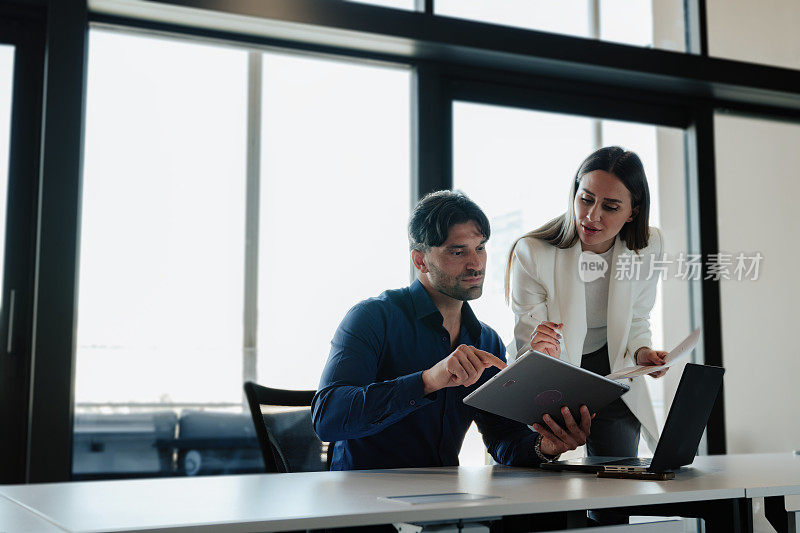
[
  {"xmin": 607, "ymin": 237, "xmax": 634, "ymax": 371},
  {"xmin": 555, "ymin": 244, "xmax": 586, "ymax": 367}
]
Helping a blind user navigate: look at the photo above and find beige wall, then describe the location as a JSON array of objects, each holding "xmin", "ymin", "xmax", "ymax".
[
  {"xmin": 707, "ymin": 0, "xmax": 800, "ymax": 454},
  {"xmin": 652, "ymin": 0, "xmax": 685, "ymax": 52},
  {"xmin": 707, "ymin": 0, "xmax": 800, "ymax": 70},
  {"xmin": 715, "ymin": 113, "xmax": 800, "ymax": 453}
]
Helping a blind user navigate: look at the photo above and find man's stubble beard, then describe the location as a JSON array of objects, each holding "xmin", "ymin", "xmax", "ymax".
[{"xmin": 427, "ymin": 262, "xmax": 484, "ymax": 302}]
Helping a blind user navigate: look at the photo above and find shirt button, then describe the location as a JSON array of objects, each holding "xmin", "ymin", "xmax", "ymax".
[
  {"xmin": 442, "ymin": 336, "xmax": 448, "ymax": 342},
  {"xmin": 410, "ymin": 400, "xmax": 416, "ymax": 406}
]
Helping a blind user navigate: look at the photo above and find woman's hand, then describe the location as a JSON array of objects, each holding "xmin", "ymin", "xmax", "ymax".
[
  {"xmin": 530, "ymin": 321, "xmax": 562, "ymax": 359},
  {"xmin": 635, "ymin": 347, "xmax": 669, "ymax": 378}
]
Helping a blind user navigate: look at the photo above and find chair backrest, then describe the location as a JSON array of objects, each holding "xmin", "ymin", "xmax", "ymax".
[{"xmin": 243, "ymin": 381, "xmax": 329, "ymax": 473}]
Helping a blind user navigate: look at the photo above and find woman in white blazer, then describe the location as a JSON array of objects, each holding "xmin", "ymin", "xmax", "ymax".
[{"xmin": 505, "ymin": 146, "xmax": 667, "ymax": 457}]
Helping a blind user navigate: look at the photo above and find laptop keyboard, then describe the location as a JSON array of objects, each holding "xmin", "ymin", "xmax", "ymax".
[{"xmin": 603, "ymin": 457, "xmax": 653, "ymax": 467}]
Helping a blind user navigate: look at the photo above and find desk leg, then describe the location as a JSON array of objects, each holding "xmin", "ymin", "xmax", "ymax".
[{"xmin": 707, "ymin": 497, "xmax": 753, "ymax": 533}]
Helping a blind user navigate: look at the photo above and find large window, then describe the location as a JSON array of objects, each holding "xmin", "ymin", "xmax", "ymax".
[{"xmin": 75, "ymin": 30, "xmax": 410, "ymax": 478}]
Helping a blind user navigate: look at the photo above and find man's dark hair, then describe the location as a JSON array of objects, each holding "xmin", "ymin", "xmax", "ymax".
[{"xmin": 408, "ymin": 190, "xmax": 490, "ymax": 252}]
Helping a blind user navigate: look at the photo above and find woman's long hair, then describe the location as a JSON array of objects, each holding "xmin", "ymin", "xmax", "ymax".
[{"xmin": 504, "ymin": 146, "xmax": 651, "ymax": 303}]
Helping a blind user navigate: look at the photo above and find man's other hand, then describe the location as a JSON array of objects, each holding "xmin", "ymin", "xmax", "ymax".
[{"xmin": 533, "ymin": 405, "xmax": 594, "ymax": 456}]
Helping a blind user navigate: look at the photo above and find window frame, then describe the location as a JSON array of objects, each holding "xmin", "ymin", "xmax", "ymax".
[{"xmin": 0, "ymin": 3, "xmax": 47, "ymax": 484}]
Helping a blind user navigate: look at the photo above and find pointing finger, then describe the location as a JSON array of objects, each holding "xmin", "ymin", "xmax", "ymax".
[{"xmin": 473, "ymin": 348, "xmax": 507, "ymax": 370}]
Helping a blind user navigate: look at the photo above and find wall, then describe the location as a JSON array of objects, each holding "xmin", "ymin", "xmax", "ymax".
[
  {"xmin": 706, "ymin": 0, "xmax": 800, "ymax": 454},
  {"xmin": 707, "ymin": 0, "xmax": 800, "ymax": 70},
  {"xmin": 714, "ymin": 113, "xmax": 800, "ymax": 453}
]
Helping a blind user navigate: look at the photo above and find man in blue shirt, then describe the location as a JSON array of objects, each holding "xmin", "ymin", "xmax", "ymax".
[{"xmin": 312, "ymin": 191, "xmax": 592, "ymax": 470}]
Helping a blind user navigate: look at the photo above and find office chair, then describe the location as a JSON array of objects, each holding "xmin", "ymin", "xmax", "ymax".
[{"xmin": 243, "ymin": 381, "xmax": 330, "ymax": 473}]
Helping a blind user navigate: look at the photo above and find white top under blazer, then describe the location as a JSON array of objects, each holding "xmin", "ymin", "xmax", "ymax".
[{"xmin": 510, "ymin": 226, "xmax": 663, "ymax": 449}]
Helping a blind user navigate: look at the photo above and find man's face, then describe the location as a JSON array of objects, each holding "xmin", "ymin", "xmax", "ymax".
[{"xmin": 417, "ymin": 220, "xmax": 487, "ymax": 302}]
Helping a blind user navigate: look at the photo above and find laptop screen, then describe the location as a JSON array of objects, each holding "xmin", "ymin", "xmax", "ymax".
[{"xmin": 649, "ymin": 363, "xmax": 725, "ymax": 472}]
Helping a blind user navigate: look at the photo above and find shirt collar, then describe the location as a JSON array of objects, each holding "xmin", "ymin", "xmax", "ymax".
[
  {"xmin": 409, "ymin": 279, "xmax": 482, "ymax": 342},
  {"xmin": 410, "ymin": 278, "xmax": 439, "ymax": 321}
]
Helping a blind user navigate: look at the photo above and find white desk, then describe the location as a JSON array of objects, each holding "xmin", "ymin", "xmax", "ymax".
[
  {"xmin": 0, "ymin": 494, "xmax": 66, "ymax": 532},
  {"xmin": 728, "ymin": 452, "xmax": 800, "ymax": 533},
  {"xmin": 0, "ymin": 456, "xmax": 767, "ymax": 533}
]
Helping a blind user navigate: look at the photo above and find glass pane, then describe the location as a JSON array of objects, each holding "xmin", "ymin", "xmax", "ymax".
[
  {"xmin": 347, "ymin": 0, "xmax": 416, "ymax": 9},
  {"xmin": 599, "ymin": 119, "xmax": 690, "ymax": 443},
  {"xmin": 453, "ymin": 103, "xmax": 595, "ymax": 347},
  {"xmin": 600, "ymin": 0, "xmax": 652, "ymax": 48},
  {"xmin": 452, "ymin": 102, "xmax": 689, "ymax": 462},
  {"xmin": 437, "ymin": 0, "xmax": 591, "ymax": 38},
  {"xmin": 714, "ymin": 113, "xmax": 800, "ymax": 453},
  {"xmin": 452, "ymin": 104, "xmax": 594, "ymax": 466},
  {"xmin": 436, "ymin": 0, "xmax": 687, "ymax": 52},
  {"xmin": 708, "ymin": 0, "xmax": 800, "ymax": 69},
  {"xmin": 0, "ymin": 45, "xmax": 13, "ymax": 301},
  {"xmin": 257, "ymin": 53, "xmax": 410, "ymax": 391},
  {"xmin": 75, "ymin": 30, "xmax": 250, "ymax": 478}
]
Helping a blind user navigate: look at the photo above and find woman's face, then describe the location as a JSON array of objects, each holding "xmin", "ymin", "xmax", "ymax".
[{"xmin": 573, "ymin": 170, "xmax": 637, "ymax": 253}]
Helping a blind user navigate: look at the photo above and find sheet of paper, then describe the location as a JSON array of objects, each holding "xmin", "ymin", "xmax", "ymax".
[{"xmin": 605, "ymin": 328, "xmax": 701, "ymax": 380}]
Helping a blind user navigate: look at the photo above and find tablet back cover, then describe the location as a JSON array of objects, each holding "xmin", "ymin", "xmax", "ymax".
[{"xmin": 463, "ymin": 350, "xmax": 629, "ymax": 427}]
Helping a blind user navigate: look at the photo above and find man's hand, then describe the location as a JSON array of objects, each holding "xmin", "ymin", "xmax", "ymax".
[
  {"xmin": 530, "ymin": 321, "xmax": 562, "ymax": 359},
  {"xmin": 422, "ymin": 344, "xmax": 507, "ymax": 395},
  {"xmin": 635, "ymin": 347, "xmax": 669, "ymax": 378},
  {"xmin": 533, "ymin": 405, "xmax": 593, "ymax": 456}
]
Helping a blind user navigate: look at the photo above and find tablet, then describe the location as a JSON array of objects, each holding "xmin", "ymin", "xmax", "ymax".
[{"xmin": 462, "ymin": 350, "xmax": 630, "ymax": 428}]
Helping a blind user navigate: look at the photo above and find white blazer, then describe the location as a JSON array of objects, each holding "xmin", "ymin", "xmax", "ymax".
[{"xmin": 510, "ymin": 227, "xmax": 663, "ymax": 449}]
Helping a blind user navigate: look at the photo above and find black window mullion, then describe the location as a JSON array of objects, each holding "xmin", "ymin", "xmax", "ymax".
[
  {"xmin": 411, "ymin": 64, "xmax": 452, "ymax": 203},
  {"xmin": 0, "ymin": 5, "xmax": 45, "ymax": 485},
  {"xmin": 410, "ymin": 64, "xmax": 451, "ymax": 282},
  {"xmin": 27, "ymin": 0, "xmax": 89, "ymax": 483}
]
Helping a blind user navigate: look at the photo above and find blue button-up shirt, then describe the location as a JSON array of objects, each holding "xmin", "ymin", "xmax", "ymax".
[{"xmin": 312, "ymin": 279, "xmax": 541, "ymax": 470}]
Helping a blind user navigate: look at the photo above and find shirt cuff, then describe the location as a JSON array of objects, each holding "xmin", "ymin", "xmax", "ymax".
[{"xmin": 394, "ymin": 371, "xmax": 435, "ymax": 411}]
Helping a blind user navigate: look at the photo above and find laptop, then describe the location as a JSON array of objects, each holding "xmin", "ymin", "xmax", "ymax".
[{"xmin": 540, "ymin": 363, "xmax": 724, "ymax": 474}]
